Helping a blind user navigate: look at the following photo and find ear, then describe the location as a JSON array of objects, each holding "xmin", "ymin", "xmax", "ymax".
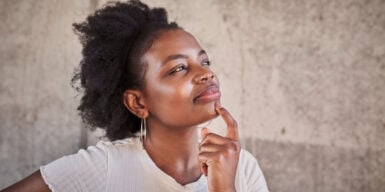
[{"xmin": 123, "ymin": 89, "xmax": 149, "ymax": 118}]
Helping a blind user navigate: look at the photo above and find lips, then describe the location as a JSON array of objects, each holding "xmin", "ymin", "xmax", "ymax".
[{"xmin": 194, "ymin": 85, "xmax": 221, "ymax": 103}]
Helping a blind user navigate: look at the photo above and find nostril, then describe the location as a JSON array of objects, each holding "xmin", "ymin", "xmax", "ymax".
[
  {"xmin": 194, "ymin": 70, "xmax": 215, "ymax": 84},
  {"xmin": 200, "ymin": 73, "xmax": 213, "ymax": 82},
  {"xmin": 205, "ymin": 73, "xmax": 214, "ymax": 81}
]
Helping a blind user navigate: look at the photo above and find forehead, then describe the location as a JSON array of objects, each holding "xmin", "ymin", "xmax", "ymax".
[{"xmin": 144, "ymin": 29, "xmax": 203, "ymax": 60}]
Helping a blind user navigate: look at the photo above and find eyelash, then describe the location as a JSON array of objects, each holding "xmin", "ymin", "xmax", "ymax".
[
  {"xmin": 169, "ymin": 60, "xmax": 212, "ymax": 75},
  {"xmin": 168, "ymin": 64, "xmax": 187, "ymax": 75},
  {"xmin": 173, "ymin": 65, "xmax": 187, "ymax": 73},
  {"xmin": 202, "ymin": 60, "xmax": 211, "ymax": 66}
]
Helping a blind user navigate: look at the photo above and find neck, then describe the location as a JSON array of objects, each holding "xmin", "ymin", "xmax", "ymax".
[{"xmin": 144, "ymin": 120, "xmax": 202, "ymax": 185}]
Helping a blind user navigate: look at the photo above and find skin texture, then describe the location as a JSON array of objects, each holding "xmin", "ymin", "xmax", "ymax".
[
  {"xmin": 200, "ymin": 103, "xmax": 240, "ymax": 192},
  {"xmin": 1, "ymin": 171, "xmax": 50, "ymax": 192},
  {"xmin": 1, "ymin": 29, "xmax": 240, "ymax": 192},
  {"xmin": 124, "ymin": 29, "xmax": 240, "ymax": 191}
]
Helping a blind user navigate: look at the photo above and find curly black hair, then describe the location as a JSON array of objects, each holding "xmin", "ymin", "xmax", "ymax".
[{"xmin": 72, "ymin": 0, "xmax": 180, "ymax": 141}]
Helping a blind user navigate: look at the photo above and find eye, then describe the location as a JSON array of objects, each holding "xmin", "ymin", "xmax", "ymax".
[
  {"xmin": 202, "ymin": 60, "xmax": 211, "ymax": 66},
  {"xmin": 169, "ymin": 64, "xmax": 187, "ymax": 75}
]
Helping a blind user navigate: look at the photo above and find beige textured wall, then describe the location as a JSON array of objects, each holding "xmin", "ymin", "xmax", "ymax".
[
  {"xmin": 0, "ymin": 0, "xmax": 91, "ymax": 188},
  {"xmin": 1, "ymin": 0, "xmax": 384, "ymax": 191}
]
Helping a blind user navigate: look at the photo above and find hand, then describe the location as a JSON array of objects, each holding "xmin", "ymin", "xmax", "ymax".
[{"xmin": 199, "ymin": 102, "xmax": 240, "ymax": 192}]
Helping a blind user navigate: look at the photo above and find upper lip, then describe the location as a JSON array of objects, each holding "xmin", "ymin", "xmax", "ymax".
[{"xmin": 193, "ymin": 83, "xmax": 220, "ymax": 101}]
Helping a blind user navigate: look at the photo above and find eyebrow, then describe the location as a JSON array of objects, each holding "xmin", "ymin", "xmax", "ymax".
[{"xmin": 162, "ymin": 50, "xmax": 207, "ymax": 65}]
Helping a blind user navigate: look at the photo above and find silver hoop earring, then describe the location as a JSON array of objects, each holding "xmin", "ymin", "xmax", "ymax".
[{"xmin": 140, "ymin": 118, "xmax": 147, "ymax": 148}]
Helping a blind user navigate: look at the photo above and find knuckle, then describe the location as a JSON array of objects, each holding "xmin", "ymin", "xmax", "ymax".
[
  {"xmin": 217, "ymin": 152, "xmax": 226, "ymax": 161},
  {"xmin": 226, "ymin": 142, "xmax": 240, "ymax": 153},
  {"xmin": 234, "ymin": 142, "xmax": 241, "ymax": 153},
  {"xmin": 198, "ymin": 151, "xmax": 208, "ymax": 159},
  {"xmin": 203, "ymin": 133, "xmax": 213, "ymax": 140}
]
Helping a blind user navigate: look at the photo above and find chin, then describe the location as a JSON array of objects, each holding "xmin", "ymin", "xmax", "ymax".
[{"xmin": 196, "ymin": 101, "xmax": 218, "ymax": 123}]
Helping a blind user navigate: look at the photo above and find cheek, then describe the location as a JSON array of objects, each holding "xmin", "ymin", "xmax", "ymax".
[
  {"xmin": 150, "ymin": 83, "xmax": 217, "ymax": 127},
  {"xmin": 153, "ymin": 82, "xmax": 192, "ymax": 103},
  {"xmin": 147, "ymin": 81, "xmax": 194, "ymax": 115}
]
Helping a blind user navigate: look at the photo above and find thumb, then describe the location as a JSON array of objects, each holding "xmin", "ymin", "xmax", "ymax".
[{"xmin": 201, "ymin": 128, "xmax": 210, "ymax": 139}]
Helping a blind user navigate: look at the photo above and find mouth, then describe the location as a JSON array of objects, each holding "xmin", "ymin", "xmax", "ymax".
[{"xmin": 194, "ymin": 84, "xmax": 221, "ymax": 103}]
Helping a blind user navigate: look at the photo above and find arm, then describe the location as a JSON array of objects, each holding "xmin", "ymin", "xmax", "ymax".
[{"xmin": 1, "ymin": 170, "xmax": 51, "ymax": 192}]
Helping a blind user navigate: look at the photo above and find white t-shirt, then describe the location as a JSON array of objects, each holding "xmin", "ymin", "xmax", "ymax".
[{"xmin": 40, "ymin": 138, "xmax": 269, "ymax": 192}]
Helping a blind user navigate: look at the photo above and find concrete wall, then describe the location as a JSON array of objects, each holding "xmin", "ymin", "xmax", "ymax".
[
  {"xmin": 0, "ymin": 0, "xmax": 91, "ymax": 187},
  {"xmin": 1, "ymin": 0, "xmax": 384, "ymax": 191}
]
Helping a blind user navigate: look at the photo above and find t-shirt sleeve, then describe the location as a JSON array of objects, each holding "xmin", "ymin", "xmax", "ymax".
[
  {"xmin": 39, "ymin": 142, "xmax": 108, "ymax": 192},
  {"xmin": 239, "ymin": 149, "xmax": 269, "ymax": 192}
]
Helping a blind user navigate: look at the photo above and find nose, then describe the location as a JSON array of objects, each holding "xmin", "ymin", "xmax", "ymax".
[{"xmin": 193, "ymin": 67, "xmax": 215, "ymax": 84}]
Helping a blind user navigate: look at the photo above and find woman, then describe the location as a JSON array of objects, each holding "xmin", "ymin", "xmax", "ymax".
[{"xmin": 2, "ymin": 1, "xmax": 268, "ymax": 191}]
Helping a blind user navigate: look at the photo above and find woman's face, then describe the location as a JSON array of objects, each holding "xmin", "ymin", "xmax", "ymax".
[{"xmin": 142, "ymin": 29, "xmax": 220, "ymax": 128}]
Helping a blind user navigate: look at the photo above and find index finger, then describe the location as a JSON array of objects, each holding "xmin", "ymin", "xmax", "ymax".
[{"xmin": 215, "ymin": 103, "xmax": 239, "ymax": 140}]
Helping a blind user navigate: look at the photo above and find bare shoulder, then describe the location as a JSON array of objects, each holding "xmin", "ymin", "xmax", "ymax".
[{"xmin": 1, "ymin": 170, "xmax": 51, "ymax": 192}]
